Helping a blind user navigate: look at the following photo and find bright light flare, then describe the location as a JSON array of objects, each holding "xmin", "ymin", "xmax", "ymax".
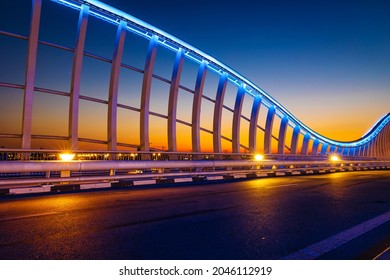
[
  {"xmin": 254, "ymin": 154, "xmax": 264, "ymax": 161},
  {"xmin": 330, "ymin": 155, "xmax": 340, "ymax": 162},
  {"xmin": 59, "ymin": 153, "xmax": 75, "ymax": 161}
]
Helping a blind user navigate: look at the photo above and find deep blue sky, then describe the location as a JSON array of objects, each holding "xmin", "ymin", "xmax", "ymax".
[{"xmin": 106, "ymin": 0, "xmax": 390, "ymax": 139}]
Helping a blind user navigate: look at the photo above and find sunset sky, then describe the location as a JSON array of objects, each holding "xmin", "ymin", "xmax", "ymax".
[
  {"xmin": 0, "ymin": 0, "xmax": 389, "ymax": 151},
  {"xmin": 107, "ymin": 0, "xmax": 390, "ymax": 140}
]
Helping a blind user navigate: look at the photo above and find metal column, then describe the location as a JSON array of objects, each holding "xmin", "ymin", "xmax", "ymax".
[
  {"xmin": 232, "ymin": 85, "xmax": 245, "ymax": 153},
  {"xmin": 321, "ymin": 143, "xmax": 329, "ymax": 155},
  {"xmin": 264, "ymin": 105, "xmax": 275, "ymax": 154},
  {"xmin": 311, "ymin": 139, "xmax": 320, "ymax": 155},
  {"xmin": 22, "ymin": 0, "xmax": 42, "ymax": 149},
  {"xmin": 213, "ymin": 73, "xmax": 228, "ymax": 154},
  {"xmin": 249, "ymin": 96, "xmax": 261, "ymax": 153},
  {"xmin": 140, "ymin": 35, "xmax": 158, "ymax": 151},
  {"xmin": 167, "ymin": 49, "xmax": 184, "ymax": 152},
  {"xmin": 108, "ymin": 20, "xmax": 127, "ymax": 151},
  {"xmin": 69, "ymin": 5, "xmax": 89, "ymax": 150},
  {"xmin": 301, "ymin": 133, "xmax": 310, "ymax": 155},
  {"xmin": 290, "ymin": 126, "xmax": 300, "ymax": 155},
  {"xmin": 191, "ymin": 61, "xmax": 207, "ymax": 153},
  {"xmin": 277, "ymin": 116, "xmax": 288, "ymax": 154}
]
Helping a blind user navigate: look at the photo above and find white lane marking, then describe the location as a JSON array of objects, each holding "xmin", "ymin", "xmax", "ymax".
[
  {"xmin": 374, "ymin": 246, "xmax": 390, "ymax": 260},
  {"xmin": 282, "ymin": 210, "xmax": 390, "ymax": 260},
  {"xmin": 266, "ymin": 183, "xmax": 298, "ymax": 188},
  {"xmin": 0, "ymin": 212, "xmax": 59, "ymax": 223}
]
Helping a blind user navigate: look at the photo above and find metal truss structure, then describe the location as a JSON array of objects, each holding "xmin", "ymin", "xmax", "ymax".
[{"xmin": 0, "ymin": 0, "xmax": 389, "ymax": 158}]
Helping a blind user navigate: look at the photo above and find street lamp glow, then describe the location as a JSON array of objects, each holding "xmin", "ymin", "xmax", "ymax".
[
  {"xmin": 330, "ymin": 155, "xmax": 340, "ymax": 162},
  {"xmin": 59, "ymin": 153, "xmax": 75, "ymax": 161},
  {"xmin": 254, "ymin": 154, "xmax": 264, "ymax": 161}
]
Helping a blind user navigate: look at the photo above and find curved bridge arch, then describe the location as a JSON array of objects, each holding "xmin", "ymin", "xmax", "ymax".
[{"xmin": 0, "ymin": 0, "xmax": 389, "ymax": 158}]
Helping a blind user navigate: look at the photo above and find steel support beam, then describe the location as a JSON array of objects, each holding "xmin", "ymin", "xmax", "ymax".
[
  {"xmin": 386, "ymin": 126, "xmax": 390, "ymax": 157},
  {"xmin": 362, "ymin": 144, "xmax": 368, "ymax": 156},
  {"xmin": 301, "ymin": 133, "xmax": 310, "ymax": 155},
  {"xmin": 311, "ymin": 139, "xmax": 320, "ymax": 155},
  {"xmin": 290, "ymin": 126, "xmax": 300, "ymax": 155},
  {"xmin": 385, "ymin": 125, "xmax": 390, "ymax": 157},
  {"xmin": 264, "ymin": 106, "xmax": 276, "ymax": 154},
  {"xmin": 277, "ymin": 116, "xmax": 288, "ymax": 154},
  {"xmin": 369, "ymin": 140, "xmax": 374, "ymax": 156},
  {"xmin": 232, "ymin": 85, "xmax": 245, "ymax": 153},
  {"xmin": 167, "ymin": 49, "xmax": 184, "ymax": 152},
  {"xmin": 321, "ymin": 143, "xmax": 329, "ymax": 155},
  {"xmin": 69, "ymin": 5, "xmax": 89, "ymax": 150},
  {"xmin": 213, "ymin": 73, "xmax": 228, "ymax": 154},
  {"xmin": 249, "ymin": 96, "xmax": 261, "ymax": 153},
  {"xmin": 357, "ymin": 145, "xmax": 363, "ymax": 157},
  {"xmin": 378, "ymin": 133, "xmax": 383, "ymax": 157},
  {"xmin": 22, "ymin": 0, "xmax": 42, "ymax": 149},
  {"xmin": 140, "ymin": 35, "xmax": 158, "ymax": 151},
  {"xmin": 369, "ymin": 138, "xmax": 376, "ymax": 156},
  {"xmin": 380, "ymin": 128, "xmax": 387, "ymax": 157},
  {"xmin": 108, "ymin": 20, "xmax": 127, "ymax": 151},
  {"xmin": 192, "ymin": 61, "xmax": 207, "ymax": 153}
]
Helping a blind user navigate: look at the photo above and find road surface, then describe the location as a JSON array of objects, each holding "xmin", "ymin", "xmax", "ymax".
[{"xmin": 0, "ymin": 171, "xmax": 389, "ymax": 259}]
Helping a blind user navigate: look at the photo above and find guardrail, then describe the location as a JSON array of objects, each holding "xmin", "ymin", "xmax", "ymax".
[
  {"xmin": 0, "ymin": 157, "xmax": 389, "ymax": 189},
  {"xmin": 0, "ymin": 149, "xmax": 387, "ymax": 161}
]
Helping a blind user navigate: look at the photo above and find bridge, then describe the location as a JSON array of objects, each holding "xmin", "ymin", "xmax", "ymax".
[{"xmin": 0, "ymin": 0, "xmax": 389, "ymax": 193}]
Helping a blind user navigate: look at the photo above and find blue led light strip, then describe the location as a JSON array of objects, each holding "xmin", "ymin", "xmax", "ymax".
[{"xmin": 51, "ymin": 0, "xmax": 389, "ymax": 149}]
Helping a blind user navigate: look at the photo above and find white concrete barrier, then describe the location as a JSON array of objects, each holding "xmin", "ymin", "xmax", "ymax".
[
  {"xmin": 174, "ymin": 177, "xmax": 193, "ymax": 183},
  {"xmin": 9, "ymin": 185, "xmax": 52, "ymax": 195},
  {"xmin": 80, "ymin": 182, "xmax": 111, "ymax": 190},
  {"xmin": 206, "ymin": 176, "xmax": 224, "ymax": 180},
  {"xmin": 133, "ymin": 180, "xmax": 156, "ymax": 186}
]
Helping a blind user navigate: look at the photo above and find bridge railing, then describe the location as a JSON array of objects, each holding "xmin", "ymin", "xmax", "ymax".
[
  {"xmin": 1, "ymin": 149, "xmax": 388, "ymax": 162},
  {"xmin": 0, "ymin": 148, "xmax": 389, "ymax": 188}
]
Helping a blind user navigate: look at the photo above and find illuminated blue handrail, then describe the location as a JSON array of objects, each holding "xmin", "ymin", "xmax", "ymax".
[{"xmin": 52, "ymin": 0, "xmax": 389, "ymax": 149}]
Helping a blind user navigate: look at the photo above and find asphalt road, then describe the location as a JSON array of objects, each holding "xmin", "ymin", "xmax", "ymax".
[{"xmin": 0, "ymin": 171, "xmax": 389, "ymax": 260}]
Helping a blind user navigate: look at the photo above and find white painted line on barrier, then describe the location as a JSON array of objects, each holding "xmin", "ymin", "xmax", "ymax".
[
  {"xmin": 174, "ymin": 177, "xmax": 193, "ymax": 183},
  {"xmin": 9, "ymin": 186, "xmax": 52, "ymax": 195},
  {"xmin": 319, "ymin": 170, "xmax": 326, "ymax": 173},
  {"xmin": 282, "ymin": 210, "xmax": 390, "ymax": 260},
  {"xmin": 306, "ymin": 170, "xmax": 314, "ymax": 174},
  {"xmin": 233, "ymin": 174, "xmax": 247, "ymax": 179},
  {"xmin": 80, "ymin": 182, "xmax": 111, "ymax": 190},
  {"xmin": 275, "ymin": 172, "xmax": 286, "ymax": 176},
  {"xmin": 292, "ymin": 171, "xmax": 301, "ymax": 175},
  {"xmin": 133, "ymin": 180, "xmax": 156, "ymax": 186},
  {"xmin": 206, "ymin": 176, "xmax": 224, "ymax": 180},
  {"xmin": 340, "ymin": 168, "xmax": 345, "ymax": 171}
]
